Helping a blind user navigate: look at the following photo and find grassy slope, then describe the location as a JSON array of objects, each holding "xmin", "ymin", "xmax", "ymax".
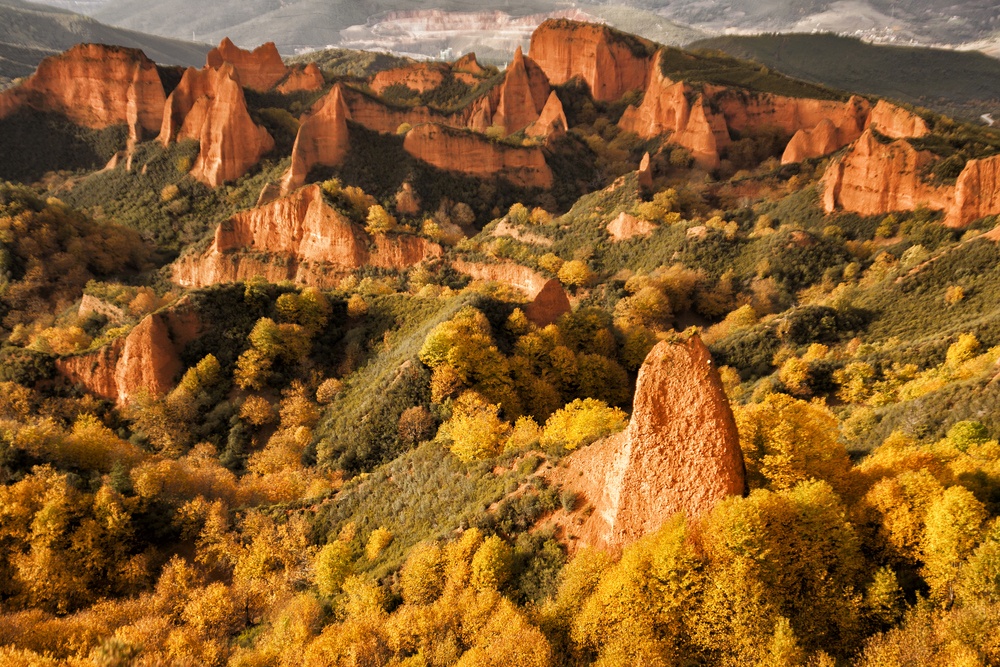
[{"xmin": 691, "ymin": 33, "xmax": 1000, "ymax": 120}]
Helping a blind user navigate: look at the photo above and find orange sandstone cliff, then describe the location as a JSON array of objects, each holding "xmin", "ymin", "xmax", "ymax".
[
  {"xmin": 451, "ymin": 259, "xmax": 571, "ymax": 326},
  {"xmin": 281, "ymin": 85, "xmax": 351, "ymax": 195},
  {"xmin": 56, "ymin": 304, "xmax": 202, "ymax": 406},
  {"xmin": 529, "ymin": 19, "xmax": 652, "ymax": 102},
  {"xmin": 557, "ymin": 336, "xmax": 746, "ymax": 551},
  {"xmin": 277, "ymin": 63, "xmax": 325, "ymax": 94},
  {"xmin": 403, "ymin": 124, "xmax": 553, "ymax": 189},
  {"xmin": 493, "ymin": 47, "xmax": 551, "ymax": 136},
  {"xmin": 172, "ymin": 185, "xmax": 441, "ymax": 288},
  {"xmin": 619, "ymin": 50, "xmax": 871, "ymax": 168},
  {"xmin": 867, "ymin": 99, "xmax": 931, "ymax": 139},
  {"xmin": 822, "ymin": 129, "xmax": 952, "ymax": 218},
  {"xmin": 158, "ymin": 63, "xmax": 274, "ymax": 187},
  {"xmin": 206, "ymin": 38, "xmax": 288, "ymax": 92},
  {"xmin": 0, "ymin": 44, "xmax": 166, "ymax": 138},
  {"xmin": 947, "ymin": 155, "xmax": 1000, "ymax": 228}
]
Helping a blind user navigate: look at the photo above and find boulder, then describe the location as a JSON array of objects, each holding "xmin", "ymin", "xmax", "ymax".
[
  {"xmin": 402, "ymin": 123, "xmax": 553, "ymax": 189},
  {"xmin": 206, "ymin": 37, "xmax": 287, "ymax": 92},
  {"xmin": 606, "ymin": 211, "xmax": 655, "ymax": 242},
  {"xmin": 560, "ymin": 336, "xmax": 746, "ymax": 551},
  {"xmin": 529, "ymin": 19, "xmax": 653, "ymax": 102},
  {"xmin": 280, "ymin": 84, "xmax": 351, "ymax": 195},
  {"xmin": 171, "ymin": 185, "xmax": 441, "ymax": 288}
]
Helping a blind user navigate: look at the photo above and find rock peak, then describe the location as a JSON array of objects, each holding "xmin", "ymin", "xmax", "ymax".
[
  {"xmin": 558, "ymin": 335, "xmax": 746, "ymax": 551},
  {"xmin": 207, "ymin": 37, "xmax": 288, "ymax": 91},
  {"xmin": 280, "ymin": 83, "xmax": 351, "ymax": 195}
]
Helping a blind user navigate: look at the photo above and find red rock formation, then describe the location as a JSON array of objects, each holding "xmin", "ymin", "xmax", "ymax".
[
  {"xmin": 277, "ymin": 63, "xmax": 325, "ymax": 94},
  {"xmin": 453, "ymin": 52, "xmax": 487, "ymax": 76},
  {"xmin": 452, "ymin": 259, "xmax": 570, "ymax": 326},
  {"xmin": 781, "ymin": 118, "xmax": 841, "ymax": 164},
  {"xmin": 636, "ymin": 152, "xmax": 653, "ymax": 188},
  {"xmin": 946, "ymin": 154, "xmax": 1000, "ymax": 228},
  {"xmin": 559, "ymin": 336, "xmax": 746, "ymax": 551},
  {"xmin": 529, "ymin": 19, "xmax": 653, "ymax": 102},
  {"xmin": 172, "ymin": 185, "xmax": 441, "ymax": 288},
  {"xmin": 822, "ymin": 129, "xmax": 951, "ymax": 215},
  {"xmin": 403, "ymin": 124, "xmax": 552, "ymax": 189},
  {"xmin": 621, "ymin": 50, "xmax": 872, "ymax": 168},
  {"xmin": 607, "ymin": 211, "xmax": 655, "ymax": 242},
  {"xmin": 0, "ymin": 44, "xmax": 165, "ymax": 137},
  {"xmin": 280, "ymin": 84, "xmax": 351, "ymax": 195},
  {"xmin": 868, "ymin": 100, "xmax": 930, "ymax": 139},
  {"xmin": 57, "ymin": 304, "xmax": 202, "ymax": 405},
  {"xmin": 526, "ymin": 90, "xmax": 568, "ymax": 139},
  {"xmin": 342, "ymin": 86, "xmax": 443, "ymax": 134},
  {"xmin": 371, "ymin": 63, "xmax": 448, "ymax": 95},
  {"xmin": 207, "ymin": 38, "xmax": 287, "ymax": 92},
  {"xmin": 493, "ymin": 47, "xmax": 551, "ymax": 135},
  {"xmin": 159, "ymin": 64, "xmax": 274, "ymax": 187}
]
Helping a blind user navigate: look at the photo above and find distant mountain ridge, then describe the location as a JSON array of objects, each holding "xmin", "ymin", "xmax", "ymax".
[
  {"xmin": 23, "ymin": 0, "xmax": 1000, "ymax": 54},
  {"xmin": 692, "ymin": 33, "xmax": 1000, "ymax": 121},
  {"xmin": 0, "ymin": 0, "xmax": 209, "ymax": 82}
]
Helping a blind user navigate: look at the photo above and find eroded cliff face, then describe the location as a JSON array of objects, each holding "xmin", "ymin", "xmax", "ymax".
[
  {"xmin": 529, "ymin": 19, "xmax": 652, "ymax": 102},
  {"xmin": 281, "ymin": 85, "xmax": 351, "ymax": 195},
  {"xmin": 452, "ymin": 259, "xmax": 571, "ymax": 325},
  {"xmin": 0, "ymin": 44, "xmax": 165, "ymax": 137},
  {"xmin": 372, "ymin": 63, "xmax": 448, "ymax": 95},
  {"xmin": 56, "ymin": 303, "xmax": 202, "ymax": 406},
  {"xmin": 277, "ymin": 63, "xmax": 325, "ymax": 94},
  {"xmin": 867, "ymin": 99, "xmax": 931, "ymax": 139},
  {"xmin": 493, "ymin": 47, "xmax": 551, "ymax": 136},
  {"xmin": 947, "ymin": 155, "xmax": 1000, "ymax": 228},
  {"xmin": 619, "ymin": 51, "xmax": 872, "ymax": 168},
  {"xmin": 559, "ymin": 336, "xmax": 746, "ymax": 551},
  {"xmin": 172, "ymin": 185, "xmax": 442, "ymax": 288},
  {"xmin": 206, "ymin": 38, "xmax": 288, "ymax": 92},
  {"xmin": 403, "ymin": 124, "xmax": 553, "ymax": 189},
  {"xmin": 526, "ymin": 90, "xmax": 568, "ymax": 139},
  {"xmin": 822, "ymin": 129, "xmax": 951, "ymax": 217},
  {"xmin": 159, "ymin": 63, "xmax": 274, "ymax": 187}
]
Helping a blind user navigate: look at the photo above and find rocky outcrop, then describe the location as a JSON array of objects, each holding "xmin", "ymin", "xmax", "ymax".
[
  {"xmin": 57, "ymin": 304, "xmax": 202, "ymax": 406},
  {"xmin": 607, "ymin": 211, "xmax": 655, "ymax": 242},
  {"xmin": 280, "ymin": 85, "xmax": 351, "ymax": 195},
  {"xmin": 620, "ymin": 50, "xmax": 872, "ymax": 169},
  {"xmin": 172, "ymin": 185, "xmax": 441, "ymax": 288},
  {"xmin": 206, "ymin": 38, "xmax": 287, "ymax": 92},
  {"xmin": 636, "ymin": 152, "xmax": 653, "ymax": 188},
  {"xmin": 493, "ymin": 47, "xmax": 551, "ymax": 136},
  {"xmin": 560, "ymin": 336, "xmax": 746, "ymax": 551},
  {"xmin": 403, "ymin": 124, "xmax": 552, "ymax": 189},
  {"xmin": 452, "ymin": 259, "xmax": 570, "ymax": 326},
  {"xmin": 947, "ymin": 155, "xmax": 1000, "ymax": 228},
  {"xmin": 0, "ymin": 44, "xmax": 165, "ymax": 137},
  {"xmin": 371, "ymin": 63, "xmax": 448, "ymax": 95},
  {"xmin": 454, "ymin": 52, "xmax": 487, "ymax": 76},
  {"xmin": 159, "ymin": 63, "xmax": 274, "ymax": 187},
  {"xmin": 79, "ymin": 295, "xmax": 126, "ymax": 325},
  {"xmin": 277, "ymin": 63, "xmax": 325, "ymax": 94},
  {"xmin": 529, "ymin": 19, "xmax": 653, "ymax": 102},
  {"xmin": 526, "ymin": 90, "xmax": 568, "ymax": 139},
  {"xmin": 867, "ymin": 100, "xmax": 930, "ymax": 139},
  {"xmin": 822, "ymin": 129, "xmax": 951, "ymax": 217}
]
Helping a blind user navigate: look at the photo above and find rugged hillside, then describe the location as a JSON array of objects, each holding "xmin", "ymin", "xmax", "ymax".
[
  {"xmin": 3, "ymin": 18, "xmax": 1000, "ymax": 667},
  {"xmin": 0, "ymin": 0, "xmax": 208, "ymax": 82}
]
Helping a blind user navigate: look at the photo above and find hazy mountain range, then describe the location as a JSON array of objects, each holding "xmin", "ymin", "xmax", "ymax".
[{"xmin": 25, "ymin": 0, "xmax": 1000, "ymax": 54}]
